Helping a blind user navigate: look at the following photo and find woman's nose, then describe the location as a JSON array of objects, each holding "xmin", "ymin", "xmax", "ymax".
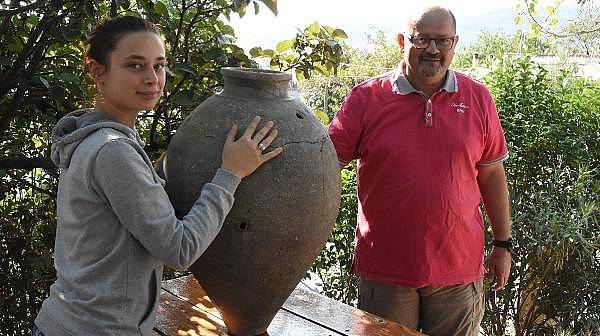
[{"xmin": 144, "ymin": 68, "xmax": 158, "ymax": 84}]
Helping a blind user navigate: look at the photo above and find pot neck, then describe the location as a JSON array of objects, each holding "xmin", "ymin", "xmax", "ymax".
[{"xmin": 220, "ymin": 68, "xmax": 291, "ymax": 99}]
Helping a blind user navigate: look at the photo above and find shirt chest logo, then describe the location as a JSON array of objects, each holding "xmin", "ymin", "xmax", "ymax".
[{"xmin": 451, "ymin": 102, "xmax": 469, "ymax": 114}]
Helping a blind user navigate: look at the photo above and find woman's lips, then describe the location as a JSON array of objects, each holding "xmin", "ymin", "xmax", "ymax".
[{"xmin": 137, "ymin": 91, "xmax": 159, "ymax": 100}]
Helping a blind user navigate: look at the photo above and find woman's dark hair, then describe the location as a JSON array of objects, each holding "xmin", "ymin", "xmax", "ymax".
[{"xmin": 85, "ymin": 15, "xmax": 160, "ymax": 68}]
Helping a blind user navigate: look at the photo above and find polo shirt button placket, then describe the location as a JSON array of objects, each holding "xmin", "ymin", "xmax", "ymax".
[{"xmin": 425, "ymin": 99, "xmax": 433, "ymax": 127}]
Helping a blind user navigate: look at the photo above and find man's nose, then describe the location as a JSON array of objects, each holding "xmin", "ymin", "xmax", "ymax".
[{"xmin": 425, "ymin": 39, "xmax": 440, "ymax": 53}]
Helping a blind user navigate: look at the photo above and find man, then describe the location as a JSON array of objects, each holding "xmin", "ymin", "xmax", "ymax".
[{"xmin": 328, "ymin": 6, "xmax": 511, "ymax": 336}]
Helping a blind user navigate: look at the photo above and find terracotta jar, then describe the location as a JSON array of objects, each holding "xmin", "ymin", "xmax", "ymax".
[{"xmin": 160, "ymin": 68, "xmax": 341, "ymax": 335}]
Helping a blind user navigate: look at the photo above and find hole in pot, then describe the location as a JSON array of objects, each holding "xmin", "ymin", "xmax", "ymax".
[{"xmin": 296, "ymin": 113, "xmax": 304, "ymax": 119}]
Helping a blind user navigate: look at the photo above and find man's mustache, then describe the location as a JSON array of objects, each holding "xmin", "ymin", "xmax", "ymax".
[{"xmin": 420, "ymin": 53, "xmax": 442, "ymax": 60}]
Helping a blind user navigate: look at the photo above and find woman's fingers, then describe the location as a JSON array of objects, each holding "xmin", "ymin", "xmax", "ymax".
[
  {"xmin": 253, "ymin": 120, "xmax": 274, "ymax": 144},
  {"xmin": 257, "ymin": 128, "xmax": 278, "ymax": 152},
  {"xmin": 221, "ymin": 117, "xmax": 282, "ymax": 179},
  {"xmin": 242, "ymin": 116, "xmax": 261, "ymax": 139},
  {"xmin": 226, "ymin": 124, "xmax": 238, "ymax": 144},
  {"xmin": 260, "ymin": 147, "xmax": 283, "ymax": 163}
]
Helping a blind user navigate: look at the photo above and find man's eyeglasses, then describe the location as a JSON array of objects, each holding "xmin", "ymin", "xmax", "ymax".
[{"xmin": 408, "ymin": 35, "xmax": 456, "ymax": 51}]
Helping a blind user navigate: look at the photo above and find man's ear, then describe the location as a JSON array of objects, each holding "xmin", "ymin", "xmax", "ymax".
[{"xmin": 396, "ymin": 33, "xmax": 405, "ymax": 50}]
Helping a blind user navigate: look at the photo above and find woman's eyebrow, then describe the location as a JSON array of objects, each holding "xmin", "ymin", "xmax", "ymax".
[{"xmin": 124, "ymin": 55, "xmax": 166, "ymax": 61}]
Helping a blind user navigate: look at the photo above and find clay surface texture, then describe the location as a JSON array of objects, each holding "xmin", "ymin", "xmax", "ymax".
[{"xmin": 161, "ymin": 68, "xmax": 341, "ymax": 336}]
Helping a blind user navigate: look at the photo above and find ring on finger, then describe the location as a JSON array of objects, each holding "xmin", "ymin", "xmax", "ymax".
[{"xmin": 258, "ymin": 143, "xmax": 266, "ymax": 151}]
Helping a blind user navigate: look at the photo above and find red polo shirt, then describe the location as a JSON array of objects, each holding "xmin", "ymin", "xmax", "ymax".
[{"xmin": 328, "ymin": 68, "xmax": 508, "ymax": 287}]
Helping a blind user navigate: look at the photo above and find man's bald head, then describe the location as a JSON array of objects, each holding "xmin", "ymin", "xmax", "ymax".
[
  {"xmin": 396, "ymin": 5, "xmax": 459, "ymax": 88},
  {"xmin": 405, "ymin": 6, "xmax": 456, "ymax": 35}
]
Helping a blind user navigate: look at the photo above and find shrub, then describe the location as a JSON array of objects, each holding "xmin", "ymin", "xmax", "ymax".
[{"xmin": 484, "ymin": 56, "xmax": 600, "ymax": 336}]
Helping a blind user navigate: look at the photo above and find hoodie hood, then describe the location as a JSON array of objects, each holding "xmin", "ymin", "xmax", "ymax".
[{"xmin": 51, "ymin": 109, "xmax": 143, "ymax": 168}]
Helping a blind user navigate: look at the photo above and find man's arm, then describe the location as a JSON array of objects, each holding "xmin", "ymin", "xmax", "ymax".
[{"xmin": 477, "ymin": 162, "xmax": 511, "ymax": 291}]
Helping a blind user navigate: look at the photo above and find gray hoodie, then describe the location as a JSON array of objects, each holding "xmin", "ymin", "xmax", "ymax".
[{"xmin": 35, "ymin": 109, "xmax": 240, "ymax": 336}]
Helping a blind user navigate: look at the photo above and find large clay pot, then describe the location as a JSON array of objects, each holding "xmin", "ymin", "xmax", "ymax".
[{"xmin": 161, "ymin": 68, "xmax": 341, "ymax": 335}]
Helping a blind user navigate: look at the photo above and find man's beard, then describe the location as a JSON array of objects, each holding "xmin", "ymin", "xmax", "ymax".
[{"xmin": 418, "ymin": 53, "xmax": 444, "ymax": 77}]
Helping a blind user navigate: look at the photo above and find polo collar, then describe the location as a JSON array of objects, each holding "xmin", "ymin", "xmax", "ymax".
[{"xmin": 391, "ymin": 63, "xmax": 458, "ymax": 95}]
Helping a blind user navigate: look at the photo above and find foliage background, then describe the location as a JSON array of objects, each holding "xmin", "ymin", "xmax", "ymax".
[{"xmin": 2, "ymin": 1, "xmax": 600, "ymax": 336}]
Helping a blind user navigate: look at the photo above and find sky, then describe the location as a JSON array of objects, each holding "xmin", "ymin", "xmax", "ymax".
[{"xmin": 227, "ymin": 0, "xmax": 580, "ymax": 51}]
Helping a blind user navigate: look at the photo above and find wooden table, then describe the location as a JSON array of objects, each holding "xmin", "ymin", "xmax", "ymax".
[{"xmin": 154, "ymin": 275, "xmax": 426, "ymax": 336}]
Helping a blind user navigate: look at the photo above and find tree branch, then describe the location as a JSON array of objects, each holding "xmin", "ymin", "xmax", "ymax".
[
  {"xmin": 0, "ymin": 1, "xmax": 44, "ymax": 16},
  {"xmin": 524, "ymin": 0, "xmax": 600, "ymax": 38},
  {"xmin": 5, "ymin": 170, "xmax": 56, "ymax": 197},
  {"xmin": 0, "ymin": 86, "xmax": 26, "ymax": 141},
  {"xmin": 0, "ymin": 157, "xmax": 55, "ymax": 170}
]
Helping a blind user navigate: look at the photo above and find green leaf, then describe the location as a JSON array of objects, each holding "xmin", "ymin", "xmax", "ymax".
[
  {"xmin": 172, "ymin": 64, "xmax": 197, "ymax": 75},
  {"xmin": 8, "ymin": 38, "xmax": 23, "ymax": 53},
  {"xmin": 295, "ymin": 70, "xmax": 305, "ymax": 81},
  {"xmin": 31, "ymin": 134, "xmax": 43, "ymax": 149},
  {"xmin": 171, "ymin": 91, "xmax": 195, "ymax": 106},
  {"xmin": 237, "ymin": 2, "xmax": 247, "ymax": 18},
  {"xmin": 308, "ymin": 21, "xmax": 321, "ymax": 35},
  {"xmin": 276, "ymin": 39, "xmax": 294, "ymax": 53},
  {"xmin": 332, "ymin": 29, "xmax": 348, "ymax": 39},
  {"xmin": 154, "ymin": 1, "xmax": 169, "ymax": 17},
  {"xmin": 204, "ymin": 48, "xmax": 225, "ymax": 60},
  {"xmin": 138, "ymin": 0, "xmax": 153, "ymax": 12},
  {"xmin": 249, "ymin": 47, "xmax": 263, "ymax": 57},
  {"xmin": 254, "ymin": 1, "xmax": 259, "ymax": 15},
  {"xmin": 258, "ymin": 0, "xmax": 278, "ymax": 15},
  {"xmin": 528, "ymin": 1, "xmax": 537, "ymax": 15},
  {"xmin": 221, "ymin": 24, "xmax": 235, "ymax": 35},
  {"xmin": 39, "ymin": 77, "xmax": 50, "ymax": 89},
  {"xmin": 59, "ymin": 73, "xmax": 80, "ymax": 84},
  {"xmin": 261, "ymin": 49, "xmax": 275, "ymax": 57},
  {"xmin": 314, "ymin": 109, "xmax": 330, "ymax": 125},
  {"xmin": 514, "ymin": 15, "xmax": 523, "ymax": 26}
]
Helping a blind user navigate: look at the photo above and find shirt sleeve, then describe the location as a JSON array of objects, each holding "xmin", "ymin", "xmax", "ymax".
[
  {"xmin": 92, "ymin": 139, "xmax": 240, "ymax": 270},
  {"xmin": 478, "ymin": 88, "xmax": 509, "ymax": 166},
  {"xmin": 328, "ymin": 87, "xmax": 365, "ymax": 166}
]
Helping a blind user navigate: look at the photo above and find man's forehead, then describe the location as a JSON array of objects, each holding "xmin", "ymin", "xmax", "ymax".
[{"xmin": 405, "ymin": 7, "xmax": 456, "ymax": 34}]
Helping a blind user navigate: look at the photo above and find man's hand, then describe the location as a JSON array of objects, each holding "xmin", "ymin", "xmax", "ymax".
[{"xmin": 485, "ymin": 247, "xmax": 511, "ymax": 291}]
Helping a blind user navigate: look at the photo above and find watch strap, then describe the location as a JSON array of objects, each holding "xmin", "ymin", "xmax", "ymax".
[{"xmin": 492, "ymin": 238, "xmax": 513, "ymax": 251}]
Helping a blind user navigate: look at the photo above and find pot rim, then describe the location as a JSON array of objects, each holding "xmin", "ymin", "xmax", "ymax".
[{"xmin": 221, "ymin": 67, "xmax": 291, "ymax": 82}]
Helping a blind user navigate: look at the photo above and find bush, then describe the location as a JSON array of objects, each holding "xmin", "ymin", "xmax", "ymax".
[
  {"xmin": 484, "ymin": 56, "xmax": 600, "ymax": 336},
  {"xmin": 310, "ymin": 164, "xmax": 358, "ymax": 304}
]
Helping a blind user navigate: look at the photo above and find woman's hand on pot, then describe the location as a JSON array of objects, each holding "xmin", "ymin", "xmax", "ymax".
[{"xmin": 221, "ymin": 116, "xmax": 283, "ymax": 179}]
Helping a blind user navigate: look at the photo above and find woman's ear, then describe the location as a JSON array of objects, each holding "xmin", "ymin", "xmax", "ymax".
[{"xmin": 85, "ymin": 56, "xmax": 106, "ymax": 83}]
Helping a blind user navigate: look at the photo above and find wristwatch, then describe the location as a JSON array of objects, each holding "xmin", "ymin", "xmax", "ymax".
[{"xmin": 492, "ymin": 237, "xmax": 513, "ymax": 252}]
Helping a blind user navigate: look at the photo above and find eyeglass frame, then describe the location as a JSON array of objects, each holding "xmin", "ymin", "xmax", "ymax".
[{"xmin": 407, "ymin": 34, "xmax": 458, "ymax": 51}]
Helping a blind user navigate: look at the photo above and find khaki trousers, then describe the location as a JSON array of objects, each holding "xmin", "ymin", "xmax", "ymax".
[{"xmin": 358, "ymin": 278, "xmax": 484, "ymax": 336}]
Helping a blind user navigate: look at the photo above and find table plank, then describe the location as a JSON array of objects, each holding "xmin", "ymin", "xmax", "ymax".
[
  {"xmin": 282, "ymin": 286, "xmax": 426, "ymax": 336},
  {"xmin": 158, "ymin": 277, "xmax": 337, "ymax": 336},
  {"xmin": 160, "ymin": 276, "xmax": 426, "ymax": 336},
  {"xmin": 156, "ymin": 290, "xmax": 229, "ymax": 335}
]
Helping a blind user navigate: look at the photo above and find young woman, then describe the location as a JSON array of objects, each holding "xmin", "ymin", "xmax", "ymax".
[{"xmin": 33, "ymin": 16, "xmax": 282, "ymax": 336}]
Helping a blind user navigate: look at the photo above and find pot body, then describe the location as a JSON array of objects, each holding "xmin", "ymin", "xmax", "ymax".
[{"xmin": 162, "ymin": 68, "xmax": 341, "ymax": 336}]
